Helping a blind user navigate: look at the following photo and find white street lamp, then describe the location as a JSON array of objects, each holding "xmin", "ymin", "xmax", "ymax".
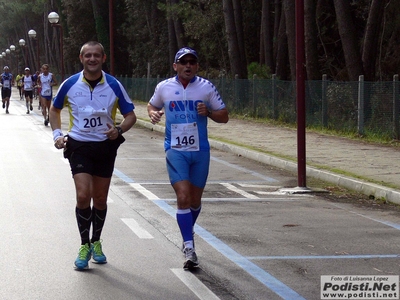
[
  {"xmin": 28, "ymin": 29, "xmax": 36, "ymax": 39},
  {"xmin": 19, "ymin": 39, "xmax": 26, "ymax": 68},
  {"xmin": 28, "ymin": 29, "xmax": 39, "ymax": 70},
  {"xmin": 48, "ymin": 12, "xmax": 64, "ymax": 80},
  {"xmin": 48, "ymin": 11, "xmax": 59, "ymax": 24}
]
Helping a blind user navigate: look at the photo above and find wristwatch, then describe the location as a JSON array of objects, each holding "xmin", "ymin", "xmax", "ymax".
[{"xmin": 116, "ymin": 126, "xmax": 123, "ymax": 135}]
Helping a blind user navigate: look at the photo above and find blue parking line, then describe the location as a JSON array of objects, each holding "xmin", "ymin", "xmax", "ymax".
[
  {"xmin": 114, "ymin": 167, "xmax": 305, "ymax": 299},
  {"xmin": 154, "ymin": 199, "xmax": 305, "ymax": 300},
  {"xmin": 113, "ymin": 168, "xmax": 135, "ymax": 183}
]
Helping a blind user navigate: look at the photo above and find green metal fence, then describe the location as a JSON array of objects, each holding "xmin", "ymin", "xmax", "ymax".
[{"xmin": 116, "ymin": 75, "xmax": 400, "ymax": 141}]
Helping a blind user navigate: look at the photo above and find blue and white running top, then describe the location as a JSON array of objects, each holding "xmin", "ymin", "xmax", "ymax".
[
  {"xmin": 39, "ymin": 73, "xmax": 54, "ymax": 97},
  {"xmin": 149, "ymin": 75, "xmax": 226, "ymax": 151},
  {"xmin": 22, "ymin": 75, "xmax": 34, "ymax": 91},
  {"xmin": 53, "ymin": 71, "xmax": 134, "ymax": 142},
  {"xmin": 1, "ymin": 73, "xmax": 13, "ymax": 89}
]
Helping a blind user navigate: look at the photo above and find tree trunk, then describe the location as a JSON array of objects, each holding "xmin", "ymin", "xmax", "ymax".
[
  {"xmin": 283, "ymin": 0, "xmax": 296, "ymax": 81},
  {"xmin": 222, "ymin": 0, "xmax": 245, "ymax": 78},
  {"xmin": 333, "ymin": 0, "xmax": 363, "ymax": 81},
  {"xmin": 275, "ymin": 8, "xmax": 289, "ymax": 80},
  {"xmin": 260, "ymin": 0, "xmax": 274, "ymax": 71},
  {"xmin": 362, "ymin": 0, "xmax": 385, "ymax": 81},
  {"xmin": 232, "ymin": 0, "xmax": 247, "ymax": 72},
  {"xmin": 167, "ymin": 0, "xmax": 179, "ymax": 75},
  {"xmin": 304, "ymin": 0, "xmax": 320, "ymax": 80},
  {"xmin": 91, "ymin": 0, "xmax": 109, "ymax": 71},
  {"xmin": 273, "ymin": 0, "xmax": 282, "ymax": 64},
  {"xmin": 170, "ymin": 0, "xmax": 185, "ymax": 49}
]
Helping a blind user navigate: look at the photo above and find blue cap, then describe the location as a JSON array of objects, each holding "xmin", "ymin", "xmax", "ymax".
[{"xmin": 175, "ymin": 47, "xmax": 198, "ymax": 62}]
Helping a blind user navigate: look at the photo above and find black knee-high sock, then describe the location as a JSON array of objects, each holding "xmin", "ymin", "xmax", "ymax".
[
  {"xmin": 91, "ymin": 206, "xmax": 107, "ymax": 243},
  {"xmin": 75, "ymin": 206, "xmax": 92, "ymax": 245}
]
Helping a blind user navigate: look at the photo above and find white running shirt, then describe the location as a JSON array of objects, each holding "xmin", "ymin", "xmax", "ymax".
[
  {"xmin": 53, "ymin": 71, "xmax": 134, "ymax": 142},
  {"xmin": 23, "ymin": 75, "xmax": 34, "ymax": 91},
  {"xmin": 149, "ymin": 75, "xmax": 226, "ymax": 151},
  {"xmin": 40, "ymin": 73, "xmax": 53, "ymax": 97}
]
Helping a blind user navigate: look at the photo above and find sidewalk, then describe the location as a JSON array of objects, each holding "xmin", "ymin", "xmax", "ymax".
[{"xmin": 131, "ymin": 102, "xmax": 400, "ymax": 204}]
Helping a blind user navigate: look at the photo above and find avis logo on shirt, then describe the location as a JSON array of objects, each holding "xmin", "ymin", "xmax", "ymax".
[{"xmin": 168, "ymin": 100, "xmax": 203, "ymax": 112}]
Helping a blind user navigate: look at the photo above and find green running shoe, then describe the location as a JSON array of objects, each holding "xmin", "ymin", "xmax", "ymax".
[
  {"xmin": 91, "ymin": 240, "xmax": 107, "ymax": 264},
  {"xmin": 74, "ymin": 243, "xmax": 91, "ymax": 270}
]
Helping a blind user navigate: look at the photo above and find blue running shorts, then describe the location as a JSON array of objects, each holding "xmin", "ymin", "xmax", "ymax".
[
  {"xmin": 166, "ymin": 149, "xmax": 210, "ymax": 188},
  {"xmin": 41, "ymin": 95, "xmax": 52, "ymax": 101}
]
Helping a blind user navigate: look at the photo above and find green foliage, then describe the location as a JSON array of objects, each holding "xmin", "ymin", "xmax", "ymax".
[
  {"xmin": 0, "ymin": 0, "xmax": 397, "ymax": 81},
  {"xmin": 156, "ymin": 0, "xmax": 227, "ymax": 76},
  {"xmin": 61, "ymin": 0, "xmax": 97, "ymax": 73},
  {"xmin": 247, "ymin": 62, "xmax": 271, "ymax": 79},
  {"xmin": 122, "ymin": 0, "xmax": 169, "ymax": 77}
]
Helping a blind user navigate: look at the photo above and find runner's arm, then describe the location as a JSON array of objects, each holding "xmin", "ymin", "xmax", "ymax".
[
  {"xmin": 147, "ymin": 103, "xmax": 164, "ymax": 125},
  {"xmin": 207, "ymin": 107, "xmax": 229, "ymax": 123},
  {"xmin": 119, "ymin": 111, "xmax": 137, "ymax": 133},
  {"xmin": 49, "ymin": 104, "xmax": 62, "ymax": 134}
]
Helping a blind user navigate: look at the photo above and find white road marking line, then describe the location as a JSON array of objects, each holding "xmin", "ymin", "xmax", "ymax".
[
  {"xmin": 220, "ymin": 183, "xmax": 259, "ymax": 199},
  {"xmin": 130, "ymin": 182, "xmax": 160, "ymax": 200},
  {"xmin": 121, "ymin": 218, "xmax": 153, "ymax": 239},
  {"xmin": 238, "ymin": 183, "xmax": 282, "ymax": 188},
  {"xmin": 255, "ymin": 191, "xmax": 310, "ymax": 196},
  {"xmin": 171, "ymin": 268, "xmax": 220, "ymax": 300},
  {"xmin": 159, "ymin": 197, "xmax": 296, "ymax": 201}
]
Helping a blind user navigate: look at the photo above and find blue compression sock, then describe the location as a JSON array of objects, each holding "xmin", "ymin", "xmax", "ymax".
[
  {"xmin": 190, "ymin": 205, "xmax": 202, "ymax": 226},
  {"xmin": 177, "ymin": 208, "xmax": 193, "ymax": 242}
]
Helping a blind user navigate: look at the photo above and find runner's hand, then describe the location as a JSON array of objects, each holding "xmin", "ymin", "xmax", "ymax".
[{"xmin": 149, "ymin": 110, "xmax": 164, "ymax": 125}]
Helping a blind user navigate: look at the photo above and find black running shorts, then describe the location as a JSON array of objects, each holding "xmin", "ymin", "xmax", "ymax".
[
  {"xmin": 1, "ymin": 88, "xmax": 11, "ymax": 99},
  {"xmin": 64, "ymin": 136, "xmax": 125, "ymax": 178}
]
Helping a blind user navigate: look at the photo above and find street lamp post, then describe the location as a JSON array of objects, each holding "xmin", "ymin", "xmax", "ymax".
[
  {"xmin": 2, "ymin": 52, "xmax": 6, "ymax": 68},
  {"xmin": 109, "ymin": 0, "xmax": 115, "ymax": 75},
  {"xmin": 19, "ymin": 39, "xmax": 26, "ymax": 68},
  {"xmin": 5, "ymin": 49, "xmax": 10, "ymax": 69},
  {"xmin": 48, "ymin": 12, "xmax": 64, "ymax": 81},
  {"xmin": 28, "ymin": 29, "xmax": 40, "ymax": 71},
  {"xmin": 10, "ymin": 45, "xmax": 15, "ymax": 74}
]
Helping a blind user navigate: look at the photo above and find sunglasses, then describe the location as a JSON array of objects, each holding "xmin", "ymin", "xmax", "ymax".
[{"xmin": 178, "ymin": 59, "xmax": 198, "ymax": 65}]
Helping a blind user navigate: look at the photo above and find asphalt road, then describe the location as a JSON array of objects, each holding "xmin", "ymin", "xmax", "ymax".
[{"xmin": 1, "ymin": 93, "xmax": 400, "ymax": 300}]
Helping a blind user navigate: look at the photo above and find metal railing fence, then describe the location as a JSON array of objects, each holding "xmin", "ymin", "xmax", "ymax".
[{"xmin": 116, "ymin": 74, "xmax": 400, "ymax": 141}]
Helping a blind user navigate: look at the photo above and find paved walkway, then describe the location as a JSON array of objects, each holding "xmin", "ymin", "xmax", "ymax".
[{"xmin": 132, "ymin": 102, "xmax": 400, "ymax": 204}]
